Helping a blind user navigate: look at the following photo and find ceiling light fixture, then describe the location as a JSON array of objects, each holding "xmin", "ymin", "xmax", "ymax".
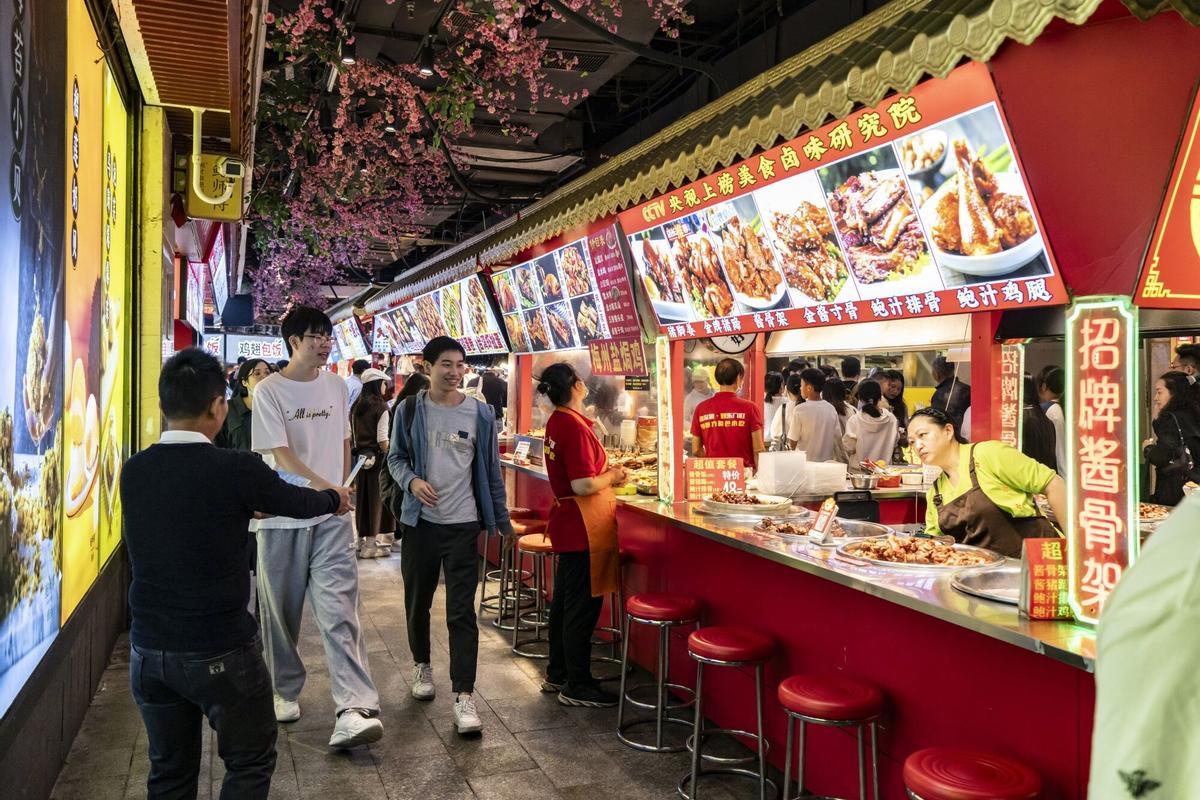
[
  {"xmin": 384, "ymin": 124, "xmax": 397, "ymax": 134},
  {"xmin": 417, "ymin": 39, "xmax": 435, "ymax": 78},
  {"xmin": 340, "ymin": 39, "xmax": 357, "ymax": 65}
]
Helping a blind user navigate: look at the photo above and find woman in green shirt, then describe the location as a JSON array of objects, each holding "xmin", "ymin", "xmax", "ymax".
[{"xmin": 910, "ymin": 407, "xmax": 1067, "ymax": 558}]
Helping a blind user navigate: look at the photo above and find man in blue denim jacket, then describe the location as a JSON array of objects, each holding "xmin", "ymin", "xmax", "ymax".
[{"xmin": 388, "ymin": 336, "xmax": 513, "ymax": 735}]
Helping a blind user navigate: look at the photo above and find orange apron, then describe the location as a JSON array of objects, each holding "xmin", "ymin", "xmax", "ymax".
[{"xmin": 554, "ymin": 408, "xmax": 620, "ymax": 597}]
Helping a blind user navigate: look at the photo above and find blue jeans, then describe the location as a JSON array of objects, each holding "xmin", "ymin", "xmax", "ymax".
[{"xmin": 130, "ymin": 637, "xmax": 277, "ymax": 799}]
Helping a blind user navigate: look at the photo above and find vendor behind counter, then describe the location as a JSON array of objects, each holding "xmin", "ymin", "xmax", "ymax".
[{"xmin": 909, "ymin": 407, "xmax": 1067, "ymax": 558}]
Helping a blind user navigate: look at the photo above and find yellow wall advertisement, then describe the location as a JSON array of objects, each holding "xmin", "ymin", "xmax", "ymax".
[
  {"xmin": 60, "ymin": 0, "xmax": 106, "ymax": 622},
  {"xmin": 98, "ymin": 65, "xmax": 130, "ymax": 567}
]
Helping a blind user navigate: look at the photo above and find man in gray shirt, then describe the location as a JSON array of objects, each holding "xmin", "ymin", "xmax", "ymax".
[{"xmin": 388, "ymin": 337, "xmax": 513, "ymax": 736}]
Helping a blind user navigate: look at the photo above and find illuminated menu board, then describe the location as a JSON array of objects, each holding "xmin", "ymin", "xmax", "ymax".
[
  {"xmin": 618, "ymin": 63, "xmax": 1067, "ymax": 339},
  {"xmin": 333, "ymin": 318, "xmax": 369, "ymax": 360},
  {"xmin": 392, "ymin": 275, "xmax": 508, "ymax": 357},
  {"xmin": 492, "ymin": 223, "xmax": 638, "ymax": 354},
  {"xmin": 372, "ymin": 310, "xmax": 403, "ymax": 355}
]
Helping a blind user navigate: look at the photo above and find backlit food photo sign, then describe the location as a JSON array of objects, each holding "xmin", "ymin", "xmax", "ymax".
[
  {"xmin": 618, "ymin": 62, "xmax": 1067, "ymax": 339},
  {"xmin": 1065, "ymin": 297, "xmax": 1138, "ymax": 625}
]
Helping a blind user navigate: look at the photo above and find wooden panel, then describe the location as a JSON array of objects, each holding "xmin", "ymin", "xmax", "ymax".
[{"xmin": 130, "ymin": 0, "xmax": 232, "ymax": 113}]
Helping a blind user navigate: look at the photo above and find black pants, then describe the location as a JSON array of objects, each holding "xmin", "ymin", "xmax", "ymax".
[
  {"xmin": 401, "ymin": 519, "xmax": 480, "ymax": 693},
  {"xmin": 130, "ymin": 637, "xmax": 276, "ymax": 800},
  {"xmin": 547, "ymin": 549, "xmax": 604, "ymax": 689}
]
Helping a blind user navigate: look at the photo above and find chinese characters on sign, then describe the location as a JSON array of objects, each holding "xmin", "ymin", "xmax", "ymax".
[
  {"xmin": 1020, "ymin": 538, "xmax": 1073, "ymax": 620},
  {"xmin": 588, "ymin": 336, "xmax": 648, "ymax": 377},
  {"xmin": 619, "ymin": 62, "xmax": 1067, "ymax": 340},
  {"xmin": 225, "ymin": 334, "xmax": 287, "ymax": 361},
  {"xmin": 201, "ymin": 335, "xmax": 224, "ymax": 359},
  {"xmin": 686, "ymin": 457, "xmax": 745, "ymax": 501},
  {"xmin": 1066, "ymin": 298, "xmax": 1138, "ymax": 624},
  {"xmin": 998, "ymin": 343, "xmax": 1024, "ymax": 449}
]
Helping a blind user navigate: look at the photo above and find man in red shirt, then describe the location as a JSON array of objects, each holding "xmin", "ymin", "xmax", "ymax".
[{"xmin": 690, "ymin": 358, "xmax": 764, "ymax": 473}]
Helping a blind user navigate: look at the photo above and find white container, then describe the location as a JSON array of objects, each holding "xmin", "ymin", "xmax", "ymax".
[
  {"xmin": 757, "ymin": 451, "xmax": 808, "ymax": 496},
  {"xmin": 901, "ymin": 472, "xmax": 926, "ymax": 486},
  {"xmin": 619, "ymin": 419, "xmax": 637, "ymax": 449},
  {"xmin": 806, "ymin": 461, "xmax": 848, "ymax": 496}
]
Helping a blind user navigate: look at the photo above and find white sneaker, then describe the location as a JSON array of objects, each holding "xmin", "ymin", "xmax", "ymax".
[
  {"xmin": 453, "ymin": 693, "xmax": 482, "ymax": 734},
  {"xmin": 357, "ymin": 538, "xmax": 386, "ymax": 559},
  {"xmin": 328, "ymin": 709, "xmax": 384, "ymax": 749},
  {"xmin": 411, "ymin": 662, "xmax": 435, "ymax": 700},
  {"xmin": 274, "ymin": 695, "xmax": 300, "ymax": 723},
  {"xmin": 376, "ymin": 533, "xmax": 395, "ymax": 551}
]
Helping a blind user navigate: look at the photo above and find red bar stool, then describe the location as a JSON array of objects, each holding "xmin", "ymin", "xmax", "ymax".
[
  {"xmin": 617, "ymin": 593, "xmax": 702, "ymax": 753},
  {"xmin": 478, "ymin": 507, "xmax": 538, "ymax": 616},
  {"xmin": 491, "ymin": 518, "xmax": 543, "ymax": 632},
  {"xmin": 903, "ymin": 747, "xmax": 1042, "ymax": 800},
  {"xmin": 510, "ymin": 533, "xmax": 554, "ymax": 658},
  {"xmin": 778, "ymin": 673, "xmax": 884, "ymax": 800},
  {"xmin": 680, "ymin": 626, "xmax": 778, "ymax": 800}
]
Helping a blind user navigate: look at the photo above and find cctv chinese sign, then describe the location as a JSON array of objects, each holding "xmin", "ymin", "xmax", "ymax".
[
  {"xmin": 619, "ymin": 62, "xmax": 1067, "ymax": 340},
  {"xmin": 1065, "ymin": 297, "xmax": 1138, "ymax": 625}
]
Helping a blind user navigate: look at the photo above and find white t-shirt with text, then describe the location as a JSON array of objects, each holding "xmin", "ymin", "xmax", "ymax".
[{"xmin": 251, "ymin": 371, "xmax": 350, "ymax": 528}]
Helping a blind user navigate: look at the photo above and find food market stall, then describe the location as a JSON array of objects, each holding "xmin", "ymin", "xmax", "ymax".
[{"xmin": 367, "ymin": 2, "xmax": 1200, "ymax": 795}]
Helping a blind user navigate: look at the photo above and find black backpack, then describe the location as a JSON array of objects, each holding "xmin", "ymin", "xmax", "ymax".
[{"xmin": 379, "ymin": 395, "xmax": 418, "ymax": 528}]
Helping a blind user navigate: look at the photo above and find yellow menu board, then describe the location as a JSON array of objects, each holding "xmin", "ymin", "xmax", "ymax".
[
  {"xmin": 60, "ymin": 0, "xmax": 106, "ymax": 622},
  {"xmin": 98, "ymin": 65, "xmax": 130, "ymax": 566}
]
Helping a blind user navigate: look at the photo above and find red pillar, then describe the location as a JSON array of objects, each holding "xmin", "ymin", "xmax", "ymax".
[{"xmin": 970, "ymin": 311, "xmax": 1002, "ymax": 441}]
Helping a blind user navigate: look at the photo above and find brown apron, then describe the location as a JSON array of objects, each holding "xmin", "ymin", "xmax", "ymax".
[
  {"xmin": 933, "ymin": 445, "xmax": 1059, "ymax": 559},
  {"xmin": 553, "ymin": 408, "xmax": 620, "ymax": 597}
]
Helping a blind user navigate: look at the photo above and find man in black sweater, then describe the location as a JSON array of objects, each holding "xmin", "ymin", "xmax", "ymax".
[{"xmin": 121, "ymin": 348, "xmax": 351, "ymax": 800}]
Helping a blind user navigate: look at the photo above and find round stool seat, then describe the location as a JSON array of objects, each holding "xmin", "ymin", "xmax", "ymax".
[
  {"xmin": 626, "ymin": 592, "xmax": 701, "ymax": 623},
  {"xmin": 517, "ymin": 533, "xmax": 553, "ymax": 554},
  {"xmin": 511, "ymin": 519, "xmax": 547, "ymax": 536},
  {"xmin": 688, "ymin": 626, "xmax": 772, "ymax": 663},
  {"xmin": 778, "ymin": 673, "xmax": 883, "ymax": 721},
  {"xmin": 903, "ymin": 747, "xmax": 1042, "ymax": 800},
  {"xmin": 508, "ymin": 507, "xmax": 538, "ymax": 521}
]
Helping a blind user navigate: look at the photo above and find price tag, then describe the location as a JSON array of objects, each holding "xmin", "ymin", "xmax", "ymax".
[
  {"xmin": 687, "ymin": 457, "xmax": 745, "ymax": 500},
  {"xmin": 1019, "ymin": 538, "xmax": 1074, "ymax": 620},
  {"xmin": 809, "ymin": 497, "xmax": 840, "ymax": 546},
  {"xmin": 625, "ymin": 375, "xmax": 651, "ymax": 391},
  {"xmin": 513, "ymin": 440, "xmax": 531, "ymax": 462}
]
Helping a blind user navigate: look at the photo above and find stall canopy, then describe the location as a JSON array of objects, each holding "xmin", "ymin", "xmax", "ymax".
[{"xmin": 766, "ymin": 313, "xmax": 972, "ymax": 356}]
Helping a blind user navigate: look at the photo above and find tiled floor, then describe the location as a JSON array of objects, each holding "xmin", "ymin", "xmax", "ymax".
[{"xmin": 49, "ymin": 553, "xmax": 764, "ymax": 799}]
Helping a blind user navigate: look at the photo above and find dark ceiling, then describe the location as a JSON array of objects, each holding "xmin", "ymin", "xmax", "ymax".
[{"xmin": 259, "ymin": 0, "xmax": 883, "ymax": 302}]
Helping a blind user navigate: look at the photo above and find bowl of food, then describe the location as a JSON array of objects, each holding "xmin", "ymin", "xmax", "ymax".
[
  {"xmin": 849, "ymin": 473, "xmax": 880, "ymax": 490},
  {"xmin": 702, "ymin": 491, "xmax": 793, "ymax": 515},
  {"xmin": 899, "ymin": 130, "xmax": 948, "ymax": 176}
]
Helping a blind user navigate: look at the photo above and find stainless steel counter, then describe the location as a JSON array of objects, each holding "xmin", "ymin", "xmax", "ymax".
[
  {"xmin": 500, "ymin": 460, "xmax": 548, "ymax": 479},
  {"xmin": 618, "ymin": 499, "xmax": 1096, "ymax": 672}
]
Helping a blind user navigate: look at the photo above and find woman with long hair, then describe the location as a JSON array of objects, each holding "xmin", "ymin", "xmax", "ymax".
[
  {"xmin": 351, "ymin": 369, "xmax": 393, "ymax": 558},
  {"xmin": 1145, "ymin": 370, "xmax": 1200, "ymax": 506},
  {"xmin": 763, "ymin": 371, "xmax": 785, "ymax": 442},
  {"xmin": 843, "ymin": 380, "xmax": 899, "ymax": 466},
  {"xmin": 537, "ymin": 363, "xmax": 627, "ymax": 708},
  {"xmin": 770, "ymin": 373, "xmax": 803, "ymax": 450},
  {"xmin": 397, "ymin": 371, "xmax": 431, "ymax": 403},
  {"xmin": 1021, "ymin": 375, "xmax": 1057, "ymax": 471},
  {"xmin": 909, "ymin": 407, "xmax": 1066, "ymax": 558}
]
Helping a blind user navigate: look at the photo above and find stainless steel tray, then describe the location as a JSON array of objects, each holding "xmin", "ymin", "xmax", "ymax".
[
  {"xmin": 951, "ymin": 565, "xmax": 1020, "ymax": 605},
  {"xmin": 694, "ymin": 505, "xmax": 811, "ymax": 522},
  {"xmin": 753, "ymin": 517, "xmax": 891, "ymax": 540},
  {"xmin": 836, "ymin": 535, "xmax": 1004, "ymax": 569}
]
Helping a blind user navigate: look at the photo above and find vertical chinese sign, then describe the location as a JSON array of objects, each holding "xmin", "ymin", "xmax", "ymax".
[
  {"xmin": 998, "ymin": 343, "xmax": 1024, "ymax": 449},
  {"xmin": 1065, "ymin": 297, "xmax": 1138, "ymax": 624}
]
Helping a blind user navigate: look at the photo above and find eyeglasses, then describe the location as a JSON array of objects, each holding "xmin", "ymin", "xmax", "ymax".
[{"xmin": 301, "ymin": 334, "xmax": 333, "ymax": 345}]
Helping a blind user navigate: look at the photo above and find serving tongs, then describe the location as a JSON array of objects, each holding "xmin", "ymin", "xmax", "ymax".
[{"xmin": 859, "ymin": 459, "xmax": 888, "ymax": 476}]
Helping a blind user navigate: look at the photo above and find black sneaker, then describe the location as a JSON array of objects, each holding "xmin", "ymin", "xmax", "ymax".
[
  {"xmin": 540, "ymin": 678, "xmax": 565, "ymax": 693},
  {"xmin": 558, "ymin": 683, "xmax": 617, "ymax": 708}
]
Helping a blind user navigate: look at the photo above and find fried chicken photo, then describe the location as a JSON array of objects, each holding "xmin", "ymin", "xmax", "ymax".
[{"xmin": 928, "ymin": 138, "xmax": 1037, "ymax": 256}]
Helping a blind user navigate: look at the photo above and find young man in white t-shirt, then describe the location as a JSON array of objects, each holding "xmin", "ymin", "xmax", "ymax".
[
  {"xmin": 787, "ymin": 368, "xmax": 841, "ymax": 462},
  {"xmin": 251, "ymin": 306, "xmax": 383, "ymax": 750}
]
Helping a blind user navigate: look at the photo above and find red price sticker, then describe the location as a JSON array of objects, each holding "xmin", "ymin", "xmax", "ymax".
[{"xmin": 1020, "ymin": 538, "xmax": 1074, "ymax": 620}]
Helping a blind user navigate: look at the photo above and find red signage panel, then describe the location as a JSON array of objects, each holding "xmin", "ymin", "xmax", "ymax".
[
  {"xmin": 686, "ymin": 457, "xmax": 745, "ymax": 501},
  {"xmin": 1136, "ymin": 83, "xmax": 1200, "ymax": 307},
  {"xmin": 998, "ymin": 343, "xmax": 1024, "ymax": 449},
  {"xmin": 588, "ymin": 336, "xmax": 648, "ymax": 377},
  {"xmin": 619, "ymin": 62, "xmax": 1067, "ymax": 339},
  {"xmin": 1065, "ymin": 297, "xmax": 1138, "ymax": 625}
]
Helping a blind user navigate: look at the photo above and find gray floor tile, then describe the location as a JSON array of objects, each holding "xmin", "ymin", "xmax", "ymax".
[
  {"xmin": 51, "ymin": 776, "xmax": 128, "ymax": 800},
  {"xmin": 468, "ymin": 768, "xmax": 564, "ymax": 800}
]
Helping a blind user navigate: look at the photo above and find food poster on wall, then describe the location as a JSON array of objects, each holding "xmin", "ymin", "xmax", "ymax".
[
  {"xmin": 619, "ymin": 62, "xmax": 1067, "ymax": 339},
  {"xmin": 60, "ymin": 0, "xmax": 105, "ymax": 622},
  {"xmin": 1, "ymin": 0, "xmax": 67, "ymax": 720},
  {"xmin": 372, "ymin": 310, "xmax": 399, "ymax": 355},
  {"xmin": 493, "ymin": 224, "xmax": 640, "ymax": 353},
  {"xmin": 98, "ymin": 64, "xmax": 129, "ymax": 566},
  {"xmin": 398, "ymin": 275, "xmax": 508, "ymax": 357}
]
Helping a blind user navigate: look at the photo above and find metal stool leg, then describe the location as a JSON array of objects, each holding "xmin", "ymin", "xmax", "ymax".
[
  {"xmin": 618, "ymin": 617, "xmax": 696, "ymax": 753},
  {"xmin": 857, "ymin": 724, "xmax": 867, "ymax": 800},
  {"xmin": 616, "ymin": 612, "xmax": 632, "ymax": 732},
  {"xmin": 655, "ymin": 623, "xmax": 667, "ymax": 750},
  {"xmin": 870, "ymin": 721, "xmax": 879, "ymax": 800},
  {"xmin": 512, "ymin": 551, "xmax": 550, "ymax": 658},
  {"xmin": 755, "ymin": 664, "xmax": 767, "ymax": 800},
  {"xmin": 783, "ymin": 714, "xmax": 794, "ymax": 800},
  {"xmin": 683, "ymin": 662, "xmax": 704, "ymax": 800}
]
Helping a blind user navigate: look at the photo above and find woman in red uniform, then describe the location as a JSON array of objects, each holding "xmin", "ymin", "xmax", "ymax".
[{"xmin": 537, "ymin": 364, "xmax": 627, "ymax": 708}]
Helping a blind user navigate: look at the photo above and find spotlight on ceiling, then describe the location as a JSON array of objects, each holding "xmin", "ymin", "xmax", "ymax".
[
  {"xmin": 384, "ymin": 124, "xmax": 397, "ymax": 134},
  {"xmin": 340, "ymin": 39, "xmax": 356, "ymax": 65},
  {"xmin": 417, "ymin": 40, "xmax": 435, "ymax": 78}
]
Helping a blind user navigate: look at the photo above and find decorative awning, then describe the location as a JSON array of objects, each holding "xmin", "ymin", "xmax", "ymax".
[{"xmin": 464, "ymin": 0, "xmax": 1126, "ymax": 266}]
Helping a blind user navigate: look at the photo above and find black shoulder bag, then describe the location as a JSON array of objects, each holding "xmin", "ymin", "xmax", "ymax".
[{"xmin": 379, "ymin": 395, "xmax": 419, "ymax": 529}]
